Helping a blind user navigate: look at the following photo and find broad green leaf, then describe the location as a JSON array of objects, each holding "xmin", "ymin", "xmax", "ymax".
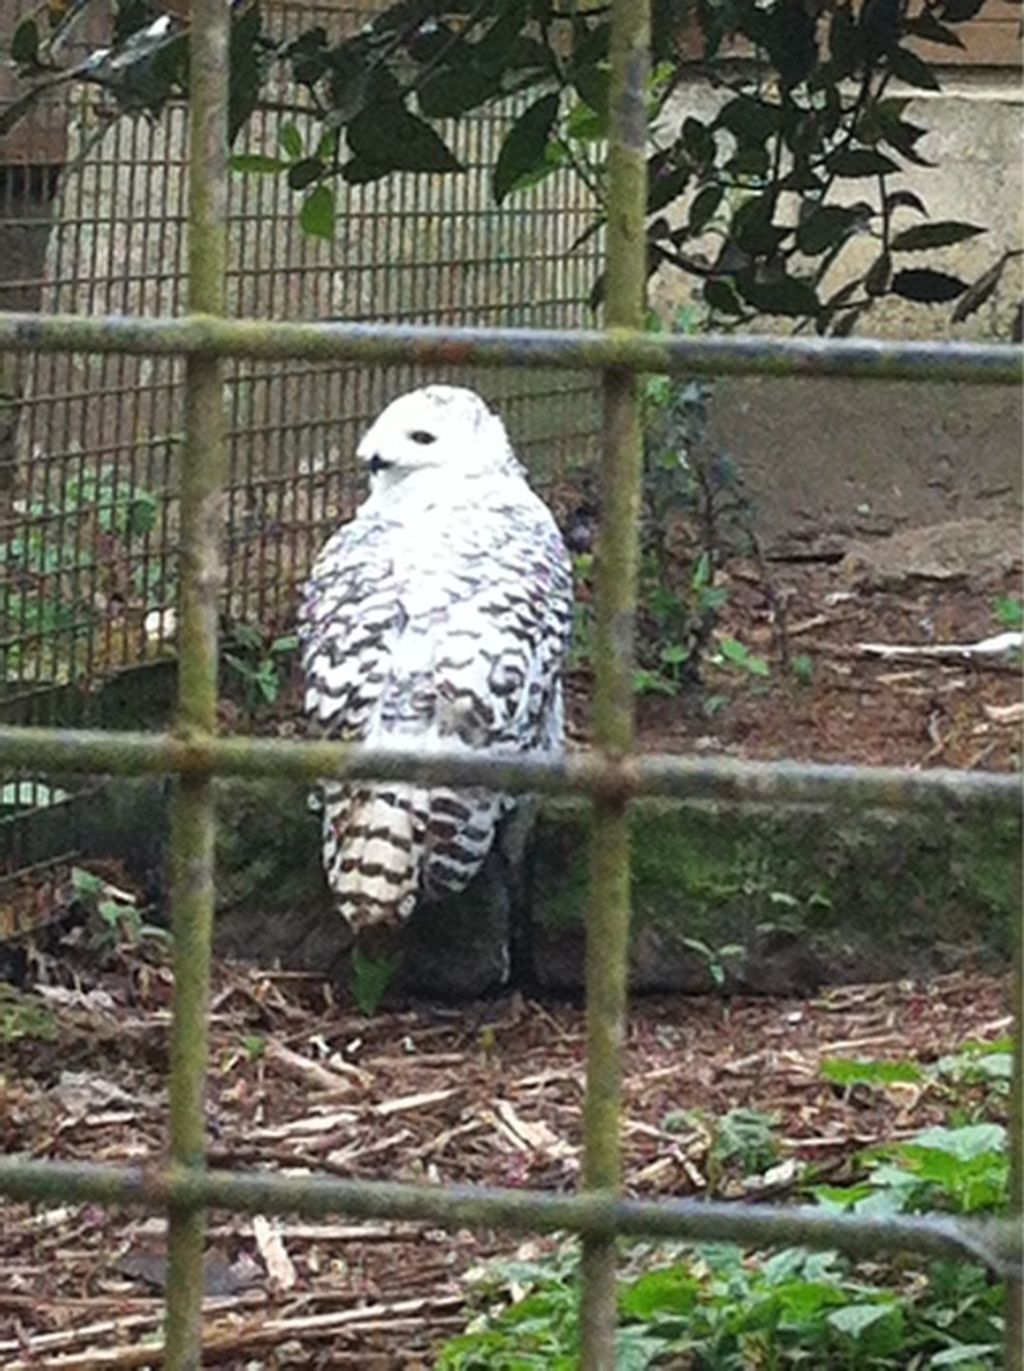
[
  {"xmin": 929, "ymin": 1345, "xmax": 1002, "ymax": 1367},
  {"xmin": 735, "ymin": 274, "xmax": 820, "ymax": 319},
  {"xmin": 828, "ymin": 148, "xmax": 899, "ymax": 177},
  {"xmin": 418, "ymin": 66, "xmax": 496, "ymax": 119},
  {"xmin": 299, "ymin": 184, "xmax": 336, "ymax": 239},
  {"xmin": 11, "ymin": 16, "xmax": 39, "ymax": 66},
  {"xmin": 348, "ymin": 101, "xmax": 463, "ymax": 176},
  {"xmin": 493, "ymin": 92, "xmax": 561, "ymax": 204},
  {"xmin": 797, "ymin": 205, "xmax": 859, "ymax": 255},
  {"xmin": 889, "ymin": 46, "xmax": 942, "ymax": 90},
  {"xmin": 230, "ymin": 154, "xmax": 286, "ymax": 175},
  {"xmin": 890, "ymin": 220, "xmax": 985, "ymax": 251},
  {"xmin": 891, "ymin": 268, "xmax": 967, "ymax": 303},
  {"xmin": 287, "ymin": 157, "xmax": 325, "ymax": 190},
  {"xmin": 906, "ymin": 1124, "xmax": 1006, "ymax": 1161},
  {"xmin": 620, "ymin": 1266, "xmax": 698, "ymax": 1318},
  {"xmin": 952, "ymin": 255, "xmax": 1013, "ymax": 323},
  {"xmin": 279, "ymin": 121, "xmax": 303, "ymax": 159},
  {"xmin": 689, "ymin": 183, "xmax": 723, "ymax": 233},
  {"xmin": 827, "ymin": 1301, "xmax": 901, "ymax": 1341}
]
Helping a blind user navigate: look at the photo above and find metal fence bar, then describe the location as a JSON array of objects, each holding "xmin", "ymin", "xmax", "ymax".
[
  {"xmin": 0, "ymin": 313, "xmax": 1020, "ymax": 384},
  {"xmin": 0, "ymin": 1160, "xmax": 1017, "ymax": 1276},
  {"xmin": 163, "ymin": 2, "xmax": 228, "ymax": 1366},
  {"xmin": 579, "ymin": 1, "xmax": 650, "ymax": 1362},
  {"xmin": 0, "ymin": 726, "xmax": 1018, "ymax": 812}
]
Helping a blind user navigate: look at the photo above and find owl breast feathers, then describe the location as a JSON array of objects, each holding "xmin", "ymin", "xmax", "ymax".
[{"xmin": 298, "ymin": 385, "xmax": 574, "ymax": 931}]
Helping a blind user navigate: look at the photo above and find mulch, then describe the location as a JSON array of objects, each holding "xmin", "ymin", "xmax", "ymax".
[{"xmin": 0, "ymin": 940, "xmax": 1012, "ymax": 1368}]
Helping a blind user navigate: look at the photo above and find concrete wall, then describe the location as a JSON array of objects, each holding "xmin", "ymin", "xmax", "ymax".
[{"xmin": 652, "ymin": 72, "xmax": 1022, "ymax": 554}]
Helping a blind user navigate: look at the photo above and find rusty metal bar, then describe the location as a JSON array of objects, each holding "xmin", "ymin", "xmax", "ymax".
[
  {"xmin": 580, "ymin": 0, "xmax": 650, "ymax": 1362},
  {"xmin": 0, "ymin": 312, "xmax": 1019, "ymax": 384},
  {"xmin": 163, "ymin": 2, "xmax": 229, "ymax": 1365},
  {"xmin": 0, "ymin": 1159, "xmax": 1017, "ymax": 1277},
  {"xmin": 0, "ymin": 725, "xmax": 1017, "ymax": 812}
]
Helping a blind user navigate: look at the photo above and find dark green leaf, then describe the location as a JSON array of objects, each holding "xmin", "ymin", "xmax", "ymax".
[
  {"xmin": 888, "ymin": 46, "xmax": 941, "ymax": 90},
  {"xmin": 831, "ymin": 306, "xmax": 866, "ymax": 336},
  {"xmin": 859, "ymin": 0, "xmax": 902, "ymax": 57},
  {"xmin": 573, "ymin": 63, "xmax": 609, "ymax": 119},
  {"xmin": 348, "ymin": 100, "xmax": 463, "ymax": 176},
  {"xmin": 620, "ymin": 1267, "xmax": 699, "ymax": 1319},
  {"xmin": 865, "ymin": 251, "xmax": 891, "ymax": 296},
  {"xmin": 493, "ymin": 92, "xmax": 560, "ymax": 203},
  {"xmin": 828, "ymin": 148, "xmax": 899, "ymax": 177},
  {"xmin": 11, "ymin": 17, "xmax": 39, "ymax": 66},
  {"xmin": 904, "ymin": 12, "xmax": 964, "ymax": 47},
  {"xmin": 279, "ymin": 122, "xmax": 303, "ymax": 160},
  {"xmin": 890, "ymin": 220, "xmax": 985, "ymax": 251},
  {"xmin": 681, "ymin": 117, "xmax": 714, "ymax": 166},
  {"xmin": 828, "ymin": 4, "xmax": 859, "ymax": 73},
  {"xmin": 886, "ymin": 188, "xmax": 928, "ymax": 216},
  {"xmin": 717, "ymin": 97, "xmax": 783, "ymax": 144},
  {"xmin": 418, "ymin": 66, "xmax": 496, "ymax": 118},
  {"xmin": 762, "ymin": 0, "xmax": 818, "ymax": 87},
  {"xmin": 299, "ymin": 184, "xmax": 336, "ymax": 239},
  {"xmin": 647, "ymin": 155, "xmax": 690, "ymax": 213},
  {"xmin": 891, "ymin": 268, "xmax": 967, "ymax": 303},
  {"xmin": 821, "ymin": 1058, "xmax": 925, "ymax": 1087},
  {"xmin": 230, "ymin": 154, "xmax": 286, "ymax": 175},
  {"xmin": 229, "ymin": 6, "xmax": 267, "ymax": 141},
  {"xmin": 732, "ymin": 195, "xmax": 785, "ymax": 256},
  {"xmin": 704, "ymin": 278, "xmax": 744, "ymax": 316},
  {"xmin": 797, "ymin": 206, "xmax": 859, "ymax": 255},
  {"xmin": 287, "ymin": 157, "xmax": 325, "ymax": 190},
  {"xmin": 689, "ymin": 183, "xmax": 723, "ymax": 234},
  {"xmin": 736, "ymin": 273, "xmax": 820, "ymax": 317},
  {"xmin": 939, "ymin": 0, "xmax": 987, "ymax": 19},
  {"xmin": 952, "ymin": 254, "xmax": 1012, "ymax": 322}
]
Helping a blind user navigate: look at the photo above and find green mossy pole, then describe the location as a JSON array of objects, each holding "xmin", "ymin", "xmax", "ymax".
[
  {"xmin": 579, "ymin": 0, "xmax": 650, "ymax": 1364},
  {"xmin": 164, "ymin": 1, "xmax": 228, "ymax": 1366}
]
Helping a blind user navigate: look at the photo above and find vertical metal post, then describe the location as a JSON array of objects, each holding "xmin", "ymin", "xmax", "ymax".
[
  {"xmin": 579, "ymin": 0, "xmax": 650, "ymax": 1366},
  {"xmin": 1007, "ymin": 846, "xmax": 1023, "ymax": 1371},
  {"xmin": 164, "ymin": 2, "xmax": 228, "ymax": 1367}
]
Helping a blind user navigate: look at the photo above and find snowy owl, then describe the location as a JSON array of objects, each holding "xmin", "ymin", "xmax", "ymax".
[{"xmin": 298, "ymin": 385, "xmax": 574, "ymax": 931}]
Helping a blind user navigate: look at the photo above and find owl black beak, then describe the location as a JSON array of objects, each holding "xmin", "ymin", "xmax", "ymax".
[{"xmin": 365, "ymin": 454, "xmax": 393, "ymax": 474}]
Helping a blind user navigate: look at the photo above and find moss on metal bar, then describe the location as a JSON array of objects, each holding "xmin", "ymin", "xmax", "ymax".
[
  {"xmin": 163, "ymin": 2, "xmax": 229, "ymax": 1366},
  {"xmin": 0, "ymin": 725, "xmax": 1018, "ymax": 812},
  {"xmin": 0, "ymin": 312, "xmax": 1019, "ymax": 384},
  {"xmin": 580, "ymin": 0, "xmax": 651, "ymax": 1363},
  {"xmin": 0, "ymin": 1160, "xmax": 1017, "ymax": 1277}
]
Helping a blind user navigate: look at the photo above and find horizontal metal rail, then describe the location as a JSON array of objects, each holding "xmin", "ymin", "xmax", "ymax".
[
  {"xmin": 0, "ymin": 1161, "xmax": 1017, "ymax": 1277},
  {"xmin": 0, "ymin": 312, "xmax": 1020, "ymax": 383},
  {"xmin": 0, "ymin": 725, "xmax": 1019, "ymax": 811}
]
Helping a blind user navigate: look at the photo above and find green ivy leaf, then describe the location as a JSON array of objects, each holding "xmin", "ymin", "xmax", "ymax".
[
  {"xmin": 890, "ymin": 220, "xmax": 985, "ymax": 251},
  {"xmin": 493, "ymin": 92, "xmax": 561, "ymax": 204},
  {"xmin": 299, "ymin": 184, "xmax": 336, "ymax": 239},
  {"xmin": 704, "ymin": 278, "xmax": 744, "ymax": 316}
]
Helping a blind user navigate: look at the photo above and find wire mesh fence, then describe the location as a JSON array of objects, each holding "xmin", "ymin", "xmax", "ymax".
[
  {"xmin": 0, "ymin": 0, "xmax": 1020, "ymax": 1367},
  {"xmin": 0, "ymin": 0, "xmax": 602, "ymax": 884}
]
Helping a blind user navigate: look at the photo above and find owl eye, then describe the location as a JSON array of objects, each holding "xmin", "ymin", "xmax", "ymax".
[{"xmin": 409, "ymin": 430, "xmax": 437, "ymax": 445}]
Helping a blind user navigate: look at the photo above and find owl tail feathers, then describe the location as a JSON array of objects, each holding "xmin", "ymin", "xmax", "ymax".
[{"xmin": 322, "ymin": 783, "xmax": 425, "ymax": 930}]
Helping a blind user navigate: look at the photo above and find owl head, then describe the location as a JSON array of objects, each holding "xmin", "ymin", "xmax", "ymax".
[{"xmin": 357, "ymin": 386, "xmax": 520, "ymax": 490}]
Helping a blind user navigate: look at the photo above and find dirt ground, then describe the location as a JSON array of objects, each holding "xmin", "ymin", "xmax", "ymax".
[
  {"xmin": 0, "ymin": 942, "xmax": 1012, "ymax": 1368},
  {"xmin": 1, "ymin": 545, "xmax": 1020, "ymax": 1366}
]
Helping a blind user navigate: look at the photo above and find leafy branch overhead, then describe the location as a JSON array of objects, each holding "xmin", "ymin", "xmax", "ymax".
[{"xmin": 5, "ymin": 0, "xmax": 1018, "ymax": 333}]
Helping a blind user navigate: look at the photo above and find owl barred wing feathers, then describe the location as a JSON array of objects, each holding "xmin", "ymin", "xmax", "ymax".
[{"xmin": 298, "ymin": 386, "xmax": 573, "ymax": 930}]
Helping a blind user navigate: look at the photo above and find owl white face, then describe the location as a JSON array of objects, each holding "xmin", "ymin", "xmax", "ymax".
[{"xmin": 356, "ymin": 385, "xmax": 513, "ymax": 490}]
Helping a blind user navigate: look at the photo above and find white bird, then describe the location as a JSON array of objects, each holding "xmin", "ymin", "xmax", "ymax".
[{"xmin": 298, "ymin": 386, "xmax": 573, "ymax": 931}]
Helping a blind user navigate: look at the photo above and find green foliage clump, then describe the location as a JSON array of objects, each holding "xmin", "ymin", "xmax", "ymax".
[{"xmin": 437, "ymin": 1043, "xmax": 1012, "ymax": 1370}]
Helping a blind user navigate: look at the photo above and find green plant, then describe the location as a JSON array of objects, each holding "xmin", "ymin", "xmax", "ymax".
[
  {"xmin": 351, "ymin": 945, "xmax": 399, "ymax": 1017},
  {"xmin": 12, "ymin": 2, "xmax": 1015, "ymax": 339},
  {"xmin": 680, "ymin": 935, "xmax": 745, "ymax": 989},
  {"xmin": 992, "ymin": 596, "xmax": 1022, "ymax": 632},
  {"xmin": 0, "ymin": 985, "xmax": 58, "ymax": 1044},
  {"xmin": 222, "ymin": 623, "xmax": 298, "ymax": 714},
  {"xmin": 0, "ymin": 464, "xmax": 169, "ymax": 684},
  {"xmin": 70, "ymin": 866, "xmax": 165, "ymax": 952},
  {"xmin": 438, "ymin": 1048, "xmax": 1010, "ymax": 1369}
]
